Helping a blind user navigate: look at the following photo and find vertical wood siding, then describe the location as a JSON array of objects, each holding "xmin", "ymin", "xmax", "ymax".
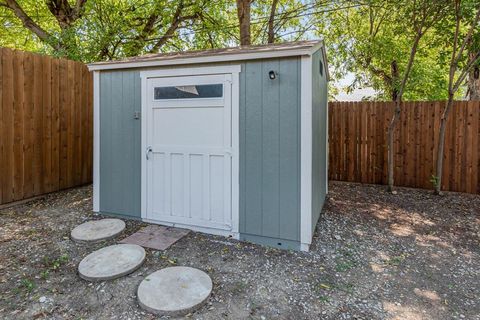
[
  {"xmin": 0, "ymin": 48, "xmax": 92, "ymax": 205},
  {"xmin": 99, "ymin": 70, "xmax": 141, "ymax": 217},
  {"xmin": 311, "ymin": 50, "xmax": 328, "ymax": 232},
  {"xmin": 328, "ymin": 101, "xmax": 480, "ymax": 194},
  {"xmin": 239, "ymin": 58, "xmax": 301, "ymax": 243}
]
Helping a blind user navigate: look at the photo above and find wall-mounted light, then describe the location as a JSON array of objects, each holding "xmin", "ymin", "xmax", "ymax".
[{"xmin": 268, "ymin": 70, "xmax": 277, "ymax": 80}]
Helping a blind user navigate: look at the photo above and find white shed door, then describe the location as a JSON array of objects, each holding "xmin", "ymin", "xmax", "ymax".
[{"xmin": 145, "ymin": 74, "xmax": 232, "ymax": 231}]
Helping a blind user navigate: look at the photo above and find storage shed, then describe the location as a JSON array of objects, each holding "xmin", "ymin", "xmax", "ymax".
[{"xmin": 87, "ymin": 40, "xmax": 329, "ymax": 251}]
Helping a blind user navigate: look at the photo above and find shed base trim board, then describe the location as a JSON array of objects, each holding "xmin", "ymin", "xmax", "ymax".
[
  {"xmin": 142, "ymin": 218, "xmax": 240, "ymax": 239},
  {"xmin": 99, "ymin": 211, "xmax": 143, "ymax": 221},
  {"xmin": 239, "ymin": 234, "xmax": 300, "ymax": 251}
]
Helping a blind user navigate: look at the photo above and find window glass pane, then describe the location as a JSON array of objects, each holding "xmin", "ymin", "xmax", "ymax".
[{"xmin": 154, "ymin": 84, "xmax": 223, "ymax": 99}]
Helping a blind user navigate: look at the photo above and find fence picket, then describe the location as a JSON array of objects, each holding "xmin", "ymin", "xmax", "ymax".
[
  {"xmin": 0, "ymin": 48, "xmax": 92, "ymax": 205},
  {"xmin": 2, "ymin": 49, "xmax": 14, "ymax": 203},
  {"xmin": 329, "ymin": 101, "xmax": 480, "ymax": 194}
]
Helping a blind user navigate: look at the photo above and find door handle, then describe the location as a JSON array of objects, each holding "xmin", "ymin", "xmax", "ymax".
[{"xmin": 146, "ymin": 146, "xmax": 153, "ymax": 160}]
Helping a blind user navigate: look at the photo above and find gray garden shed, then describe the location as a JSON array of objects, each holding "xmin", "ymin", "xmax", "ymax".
[{"xmin": 87, "ymin": 40, "xmax": 329, "ymax": 251}]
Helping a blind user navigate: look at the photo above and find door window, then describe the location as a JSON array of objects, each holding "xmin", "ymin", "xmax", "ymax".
[{"xmin": 154, "ymin": 84, "xmax": 223, "ymax": 100}]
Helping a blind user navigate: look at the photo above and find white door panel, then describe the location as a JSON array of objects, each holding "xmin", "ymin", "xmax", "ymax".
[
  {"xmin": 152, "ymin": 107, "xmax": 224, "ymax": 146},
  {"xmin": 145, "ymin": 74, "xmax": 232, "ymax": 231}
]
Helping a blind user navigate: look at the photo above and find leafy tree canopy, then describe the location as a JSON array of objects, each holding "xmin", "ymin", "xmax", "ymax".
[{"xmin": 0, "ymin": 0, "xmax": 478, "ymax": 101}]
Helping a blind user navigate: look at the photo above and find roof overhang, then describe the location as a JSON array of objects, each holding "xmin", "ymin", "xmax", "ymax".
[{"xmin": 87, "ymin": 41, "xmax": 326, "ymax": 73}]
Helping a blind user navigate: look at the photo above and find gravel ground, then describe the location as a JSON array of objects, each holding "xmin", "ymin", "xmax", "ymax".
[{"xmin": 0, "ymin": 181, "xmax": 478, "ymax": 320}]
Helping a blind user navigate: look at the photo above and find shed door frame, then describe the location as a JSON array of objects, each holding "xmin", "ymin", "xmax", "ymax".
[{"xmin": 140, "ymin": 65, "xmax": 241, "ymax": 238}]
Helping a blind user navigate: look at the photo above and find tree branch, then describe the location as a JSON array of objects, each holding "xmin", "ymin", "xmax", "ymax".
[
  {"xmin": 45, "ymin": 0, "xmax": 87, "ymax": 29},
  {"xmin": 148, "ymin": 2, "xmax": 201, "ymax": 53},
  {"xmin": 453, "ymin": 51, "xmax": 480, "ymax": 92},
  {"xmin": 454, "ymin": 5, "xmax": 480, "ymax": 65},
  {"xmin": 267, "ymin": 0, "xmax": 279, "ymax": 43},
  {"xmin": 2, "ymin": 0, "xmax": 58, "ymax": 48}
]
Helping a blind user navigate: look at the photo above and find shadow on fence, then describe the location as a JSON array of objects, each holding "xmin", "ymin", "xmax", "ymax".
[{"xmin": 328, "ymin": 101, "xmax": 479, "ymax": 194}]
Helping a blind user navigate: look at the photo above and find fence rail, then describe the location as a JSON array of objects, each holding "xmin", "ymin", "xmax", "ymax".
[
  {"xmin": 328, "ymin": 101, "xmax": 480, "ymax": 194},
  {"xmin": 0, "ymin": 48, "xmax": 93, "ymax": 205}
]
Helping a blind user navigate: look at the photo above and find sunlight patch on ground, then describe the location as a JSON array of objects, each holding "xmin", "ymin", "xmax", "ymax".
[
  {"xmin": 389, "ymin": 223, "xmax": 414, "ymax": 237},
  {"xmin": 413, "ymin": 288, "xmax": 440, "ymax": 301},
  {"xmin": 414, "ymin": 234, "xmax": 455, "ymax": 250},
  {"xmin": 370, "ymin": 262, "xmax": 385, "ymax": 273},
  {"xmin": 371, "ymin": 207, "xmax": 392, "ymax": 220},
  {"xmin": 383, "ymin": 301, "xmax": 427, "ymax": 320},
  {"xmin": 353, "ymin": 229, "xmax": 364, "ymax": 236}
]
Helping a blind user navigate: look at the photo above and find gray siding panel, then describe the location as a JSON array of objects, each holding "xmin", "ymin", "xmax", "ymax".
[
  {"xmin": 279, "ymin": 60, "xmax": 301, "ymax": 240},
  {"xmin": 242, "ymin": 61, "xmax": 263, "ymax": 236},
  {"xmin": 311, "ymin": 50, "xmax": 328, "ymax": 232},
  {"xmin": 261, "ymin": 59, "xmax": 280, "ymax": 238},
  {"xmin": 99, "ymin": 70, "xmax": 141, "ymax": 217},
  {"xmin": 240, "ymin": 57, "xmax": 301, "ymax": 243},
  {"xmin": 100, "ymin": 72, "xmax": 112, "ymax": 212}
]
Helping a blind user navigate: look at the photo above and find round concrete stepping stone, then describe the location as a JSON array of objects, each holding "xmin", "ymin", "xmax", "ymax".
[
  {"xmin": 137, "ymin": 267, "xmax": 212, "ymax": 316},
  {"xmin": 71, "ymin": 218, "xmax": 125, "ymax": 243},
  {"xmin": 78, "ymin": 244, "xmax": 145, "ymax": 281}
]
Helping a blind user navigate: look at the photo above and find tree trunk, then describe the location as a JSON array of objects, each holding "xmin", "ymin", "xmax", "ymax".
[
  {"xmin": 386, "ymin": 25, "xmax": 423, "ymax": 192},
  {"xmin": 267, "ymin": 0, "xmax": 279, "ymax": 43},
  {"xmin": 387, "ymin": 102, "xmax": 401, "ymax": 192},
  {"xmin": 236, "ymin": 0, "xmax": 251, "ymax": 45},
  {"xmin": 467, "ymin": 65, "xmax": 480, "ymax": 100},
  {"xmin": 435, "ymin": 95, "xmax": 454, "ymax": 194},
  {"xmin": 391, "ymin": 60, "xmax": 399, "ymax": 101}
]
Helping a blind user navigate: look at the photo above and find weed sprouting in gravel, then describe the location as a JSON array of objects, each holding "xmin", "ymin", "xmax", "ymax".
[
  {"xmin": 385, "ymin": 253, "xmax": 408, "ymax": 266},
  {"xmin": 43, "ymin": 253, "xmax": 69, "ymax": 271},
  {"xmin": 19, "ymin": 278, "xmax": 35, "ymax": 294}
]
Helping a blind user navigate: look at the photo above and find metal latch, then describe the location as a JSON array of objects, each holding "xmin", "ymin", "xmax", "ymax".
[
  {"xmin": 134, "ymin": 111, "xmax": 141, "ymax": 119},
  {"xmin": 146, "ymin": 146, "xmax": 152, "ymax": 160}
]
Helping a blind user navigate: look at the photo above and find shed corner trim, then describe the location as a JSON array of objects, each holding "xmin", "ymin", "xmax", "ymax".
[
  {"xmin": 93, "ymin": 70, "xmax": 100, "ymax": 212},
  {"xmin": 300, "ymin": 55, "xmax": 313, "ymax": 248}
]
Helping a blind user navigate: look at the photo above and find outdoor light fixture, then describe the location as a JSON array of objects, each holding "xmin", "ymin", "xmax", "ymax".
[{"xmin": 268, "ymin": 70, "xmax": 277, "ymax": 80}]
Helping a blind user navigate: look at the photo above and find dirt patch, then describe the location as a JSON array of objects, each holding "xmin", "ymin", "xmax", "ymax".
[{"xmin": 0, "ymin": 182, "xmax": 478, "ymax": 319}]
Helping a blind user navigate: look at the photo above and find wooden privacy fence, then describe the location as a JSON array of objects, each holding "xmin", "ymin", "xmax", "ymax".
[
  {"xmin": 328, "ymin": 101, "xmax": 480, "ymax": 194},
  {"xmin": 0, "ymin": 48, "xmax": 93, "ymax": 205}
]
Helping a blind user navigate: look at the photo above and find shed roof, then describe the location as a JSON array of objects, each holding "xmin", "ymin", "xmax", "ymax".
[{"xmin": 88, "ymin": 40, "xmax": 327, "ymax": 72}]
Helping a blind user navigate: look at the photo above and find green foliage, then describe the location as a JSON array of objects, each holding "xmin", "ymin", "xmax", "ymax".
[
  {"xmin": 320, "ymin": 0, "xmax": 480, "ymax": 100},
  {"xmin": 0, "ymin": 0, "xmax": 305, "ymax": 62},
  {"xmin": 315, "ymin": 0, "xmax": 457, "ymax": 101},
  {"xmin": 430, "ymin": 175, "xmax": 440, "ymax": 189},
  {"xmin": 0, "ymin": 0, "xmax": 478, "ymax": 100},
  {"xmin": 40, "ymin": 270, "xmax": 50, "ymax": 280},
  {"xmin": 385, "ymin": 253, "xmax": 408, "ymax": 266},
  {"xmin": 43, "ymin": 253, "xmax": 69, "ymax": 271},
  {"xmin": 335, "ymin": 248, "xmax": 357, "ymax": 272},
  {"xmin": 20, "ymin": 278, "xmax": 36, "ymax": 293}
]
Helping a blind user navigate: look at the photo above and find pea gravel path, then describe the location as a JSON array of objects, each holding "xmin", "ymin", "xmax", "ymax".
[{"xmin": 0, "ymin": 182, "xmax": 478, "ymax": 319}]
